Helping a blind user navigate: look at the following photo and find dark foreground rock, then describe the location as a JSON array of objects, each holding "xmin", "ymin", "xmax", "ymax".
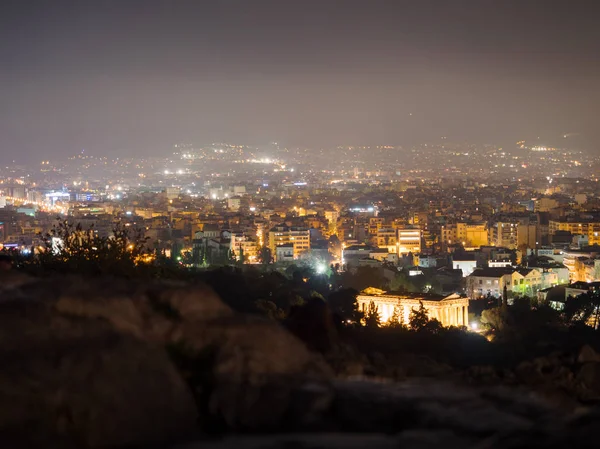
[
  {"xmin": 0, "ymin": 276, "xmax": 331, "ymax": 447},
  {"xmin": 464, "ymin": 345, "xmax": 600, "ymax": 409},
  {"xmin": 174, "ymin": 379, "xmax": 600, "ymax": 448},
  {"xmin": 0, "ymin": 326, "xmax": 198, "ymax": 449},
  {"xmin": 2, "ymin": 274, "xmax": 600, "ymax": 448}
]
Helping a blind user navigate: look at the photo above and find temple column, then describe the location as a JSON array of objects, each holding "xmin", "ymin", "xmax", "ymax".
[{"xmin": 463, "ymin": 306, "xmax": 469, "ymax": 327}]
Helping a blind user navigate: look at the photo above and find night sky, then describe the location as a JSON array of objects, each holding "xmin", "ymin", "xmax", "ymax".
[{"xmin": 1, "ymin": 0, "xmax": 599, "ymax": 162}]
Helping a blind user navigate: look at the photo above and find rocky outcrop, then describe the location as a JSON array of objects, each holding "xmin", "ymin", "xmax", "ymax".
[
  {"xmin": 0, "ymin": 276, "xmax": 332, "ymax": 446},
  {"xmin": 464, "ymin": 345, "xmax": 600, "ymax": 410},
  {"xmin": 0, "ymin": 298, "xmax": 199, "ymax": 449},
  {"xmin": 175, "ymin": 379, "xmax": 600, "ymax": 449},
  {"xmin": 3, "ymin": 274, "xmax": 600, "ymax": 448}
]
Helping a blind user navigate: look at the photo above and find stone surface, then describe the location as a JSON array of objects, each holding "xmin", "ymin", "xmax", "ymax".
[
  {"xmin": 176, "ymin": 434, "xmax": 401, "ymax": 449},
  {"xmin": 5, "ymin": 275, "xmax": 600, "ymax": 448},
  {"xmin": 0, "ymin": 302, "xmax": 198, "ymax": 448},
  {"xmin": 0, "ymin": 270, "xmax": 35, "ymax": 290},
  {"xmin": 174, "ymin": 314, "xmax": 332, "ymax": 431},
  {"xmin": 0, "ymin": 276, "xmax": 332, "ymax": 444},
  {"xmin": 578, "ymin": 345, "xmax": 600, "ymax": 364},
  {"xmin": 576, "ymin": 362, "xmax": 600, "ymax": 394},
  {"xmin": 174, "ymin": 378, "xmax": 600, "ymax": 449}
]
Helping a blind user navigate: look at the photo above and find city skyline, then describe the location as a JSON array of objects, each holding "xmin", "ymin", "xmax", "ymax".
[{"xmin": 1, "ymin": 0, "xmax": 600, "ymax": 163}]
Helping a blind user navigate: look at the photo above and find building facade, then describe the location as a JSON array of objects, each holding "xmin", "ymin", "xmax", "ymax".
[
  {"xmin": 230, "ymin": 232, "xmax": 259, "ymax": 263},
  {"xmin": 396, "ymin": 227, "xmax": 421, "ymax": 255},
  {"xmin": 268, "ymin": 224, "xmax": 310, "ymax": 261},
  {"xmin": 549, "ymin": 219, "xmax": 600, "ymax": 246},
  {"xmin": 490, "ymin": 222, "xmax": 518, "ymax": 249},
  {"xmin": 357, "ymin": 289, "xmax": 469, "ymax": 327},
  {"xmin": 466, "ymin": 267, "xmax": 544, "ymax": 298},
  {"xmin": 441, "ymin": 222, "xmax": 488, "ymax": 248}
]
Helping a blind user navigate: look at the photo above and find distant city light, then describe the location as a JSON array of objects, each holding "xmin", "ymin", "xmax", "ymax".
[{"xmin": 315, "ymin": 263, "xmax": 327, "ymax": 274}]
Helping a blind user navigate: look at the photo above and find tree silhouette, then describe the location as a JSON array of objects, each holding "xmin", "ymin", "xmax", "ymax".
[
  {"xmin": 409, "ymin": 301, "xmax": 430, "ymax": 331},
  {"xmin": 364, "ymin": 300, "xmax": 381, "ymax": 328},
  {"xmin": 36, "ymin": 217, "xmax": 150, "ymax": 276},
  {"xmin": 385, "ymin": 306, "xmax": 406, "ymax": 329},
  {"xmin": 258, "ymin": 246, "xmax": 273, "ymax": 264},
  {"xmin": 328, "ymin": 288, "xmax": 363, "ymax": 324}
]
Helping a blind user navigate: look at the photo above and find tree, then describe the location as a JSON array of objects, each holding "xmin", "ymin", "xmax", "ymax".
[
  {"xmin": 258, "ymin": 246, "xmax": 273, "ymax": 265},
  {"xmin": 409, "ymin": 301, "xmax": 430, "ymax": 331},
  {"xmin": 337, "ymin": 266, "xmax": 386, "ymax": 291},
  {"xmin": 564, "ymin": 292, "xmax": 600, "ymax": 327},
  {"xmin": 180, "ymin": 250, "xmax": 194, "ymax": 266},
  {"xmin": 385, "ymin": 306, "xmax": 406, "ymax": 329},
  {"xmin": 36, "ymin": 217, "xmax": 150, "ymax": 276},
  {"xmin": 227, "ymin": 248, "xmax": 237, "ymax": 265},
  {"xmin": 466, "ymin": 276, "xmax": 479, "ymax": 299},
  {"xmin": 171, "ymin": 241, "xmax": 181, "ymax": 262},
  {"xmin": 480, "ymin": 307, "xmax": 505, "ymax": 333},
  {"xmin": 364, "ymin": 301, "xmax": 381, "ymax": 328},
  {"xmin": 423, "ymin": 318, "xmax": 443, "ymax": 334},
  {"xmin": 389, "ymin": 271, "xmax": 416, "ymax": 292},
  {"xmin": 328, "ymin": 288, "xmax": 363, "ymax": 325},
  {"xmin": 192, "ymin": 244, "xmax": 205, "ymax": 267},
  {"xmin": 254, "ymin": 299, "xmax": 286, "ymax": 320}
]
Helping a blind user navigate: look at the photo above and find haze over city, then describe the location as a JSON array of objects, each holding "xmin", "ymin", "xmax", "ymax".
[{"xmin": 1, "ymin": 0, "xmax": 600, "ymax": 163}]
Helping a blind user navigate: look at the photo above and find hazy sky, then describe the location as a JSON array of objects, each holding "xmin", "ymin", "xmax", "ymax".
[{"xmin": 1, "ymin": 0, "xmax": 599, "ymax": 162}]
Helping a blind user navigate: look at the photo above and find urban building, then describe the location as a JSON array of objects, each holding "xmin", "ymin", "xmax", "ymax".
[
  {"xmin": 268, "ymin": 224, "xmax": 310, "ymax": 261},
  {"xmin": 441, "ymin": 222, "xmax": 488, "ymax": 248},
  {"xmin": 357, "ymin": 288, "xmax": 469, "ymax": 327},
  {"xmin": 396, "ymin": 226, "xmax": 421, "ymax": 255},
  {"xmin": 549, "ymin": 219, "xmax": 600, "ymax": 246}
]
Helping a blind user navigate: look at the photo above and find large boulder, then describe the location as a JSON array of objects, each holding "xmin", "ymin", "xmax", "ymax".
[
  {"xmin": 174, "ymin": 379, "xmax": 586, "ymax": 449},
  {"xmin": 578, "ymin": 345, "xmax": 600, "ymax": 364},
  {"xmin": 0, "ymin": 298, "xmax": 199, "ymax": 448},
  {"xmin": 0, "ymin": 275, "xmax": 333, "ymax": 443},
  {"xmin": 174, "ymin": 315, "xmax": 332, "ymax": 430},
  {"xmin": 52, "ymin": 277, "xmax": 232, "ymax": 341},
  {"xmin": 576, "ymin": 363, "xmax": 600, "ymax": 395}
]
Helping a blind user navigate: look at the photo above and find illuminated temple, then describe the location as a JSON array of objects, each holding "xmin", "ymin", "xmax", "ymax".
[{"xmin": 357, "ymin": 288, "xmax": 469, "ymax": 327}]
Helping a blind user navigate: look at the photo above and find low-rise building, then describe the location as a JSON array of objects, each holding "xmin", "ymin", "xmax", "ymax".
[
  {"xmin": 466, "ymin": 267, "xmax": 543, "ymax": 298},
  {"xmin": 342, "ymin": 244, "xmax": 376, "ymax": 267},
  {"xmin": 275, "ymin": 243, "xmax": 295, "ymax": 263},
  {"xmin": 357, "ymin": 288, "xmax": 469, "ymax": 327},
  {"xmin": 230, "ymin": 232, "xmax": 259, "ymax": 263}
]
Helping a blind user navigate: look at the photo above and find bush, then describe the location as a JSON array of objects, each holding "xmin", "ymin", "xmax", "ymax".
[{"xmin": 26, "ymin": 217, "xmax": 152, "ymax": 278}]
